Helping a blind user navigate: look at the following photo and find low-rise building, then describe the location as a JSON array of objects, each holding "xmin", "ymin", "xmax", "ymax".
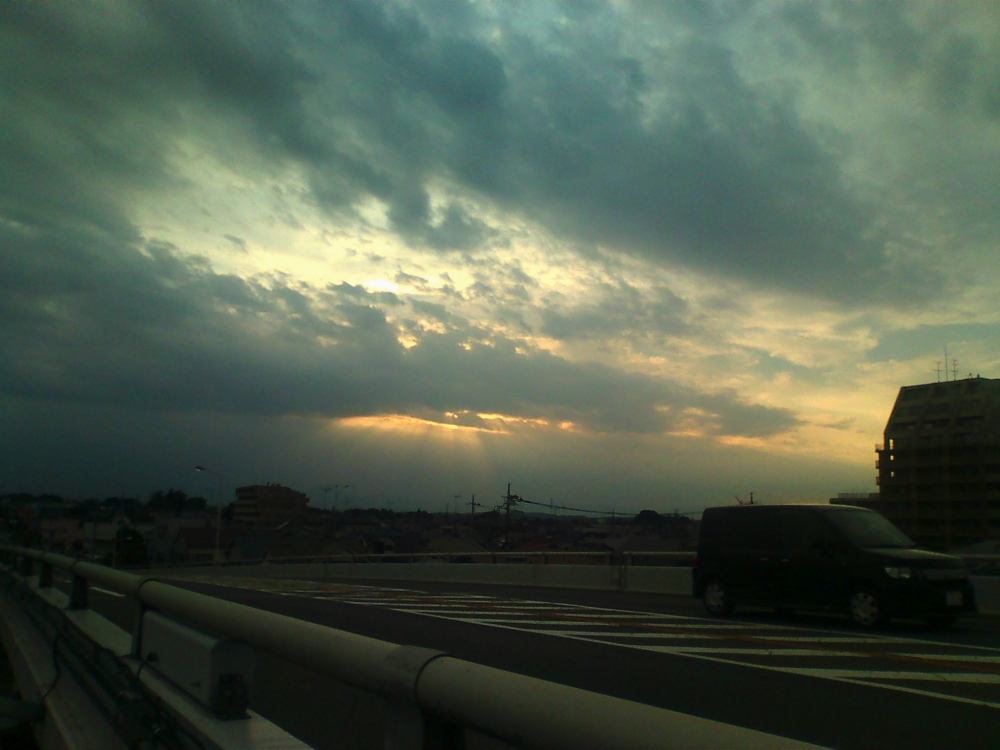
[{"xmin": 233, "ymin": 484, "xmax": 309, "ymax": 526}]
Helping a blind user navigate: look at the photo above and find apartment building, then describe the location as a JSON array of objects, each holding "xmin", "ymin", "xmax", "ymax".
[{"xmin": 873, "ymin": 376, "xmax": 1000, "ymax": 550}]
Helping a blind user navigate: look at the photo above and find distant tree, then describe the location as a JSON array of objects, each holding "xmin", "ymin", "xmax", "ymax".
[
  {"xmin": 64, "ymin": 499, "xmax": 100, "ymax": 520},
  {"xmin": 635, "ymin": 510, "xmax": 662, "ymax": 526},
  {"xmin": 146, "ymin": 489, "xmax": 207, "ymax": 516}
]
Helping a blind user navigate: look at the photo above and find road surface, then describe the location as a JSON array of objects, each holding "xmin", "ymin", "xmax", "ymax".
[{"xmin": 63, "ymin": 572, "xmax": 1000, "ymax": 750}]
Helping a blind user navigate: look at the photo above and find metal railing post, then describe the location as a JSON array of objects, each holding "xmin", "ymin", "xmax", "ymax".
[
  {"xmin": 70, "ymin": 572, "xmax": 88, "ymax": 609},
  {"xmin": 384, "ymin": 699, "xmax": 425, "ymax": 749},
  {"xmin": 422, "ymin": 715, "xmax": 465, "ymax": 749},
  {"xmin": 39, "ymin": 560, "xmax": 53, "ymax": 588},
  {"xmin": 131, "ymin": 600, "xmax": 149, "ymax": 657}
]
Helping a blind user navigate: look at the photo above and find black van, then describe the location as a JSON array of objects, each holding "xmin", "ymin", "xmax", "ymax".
[{"xmin": 693, "ymin": 504, "xmax": 977, "ymax": 627}]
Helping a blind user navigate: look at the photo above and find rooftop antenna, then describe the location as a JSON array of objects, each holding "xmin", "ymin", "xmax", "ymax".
[
  {"xmin": 735, "ymin": 495, "xmax": 743, "ymax": 506},
  {"xmin": 935, "ymin": 361, "xmax": 942, "ymax": 383},
  {"xmin": 451, "ymin": 494, "xmax": 462, "ymax": 516},
  {"xmin": 749, "ymin": 492, "xmax": 755, "ymax": 506},
  {"xmin": 944, "ymin": 346, "xmax": 949, "ymax": 381},
  {"xmin": 467, "ymin": 494, "xmax": 480, "ymax": 515},
  {"xmin": 952, "ymin": 358, "xmax": 958, "ymax": 381}
]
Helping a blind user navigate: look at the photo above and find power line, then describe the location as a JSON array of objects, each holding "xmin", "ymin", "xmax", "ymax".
[
  {"xmin": 518, "ymin": 498, "xmax": 613, "ymax": 516},
  {"xmin": 518, "ymin": 497, "xmax": 701, "ymax": 518}
]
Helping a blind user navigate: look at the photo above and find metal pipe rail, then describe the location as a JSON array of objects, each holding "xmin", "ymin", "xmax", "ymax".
[
  {"xmin": 1, "ymin": 545, "xmax": 823, "ymax": 750},
  {"xmin": 126, "ymin": 550, "xmax": 700, "ymax": 572},
  {"xmin": 135, "ymin": 550, "xmax": 1000, "ymax": 571}
]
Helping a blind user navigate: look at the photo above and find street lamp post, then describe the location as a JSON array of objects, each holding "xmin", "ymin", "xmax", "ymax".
[
  {"xmin": 195, "ymin": 465, "xmax": 224, "ymax": 564},
  {"xmin": 333, "ymin": 484, "xmax": 350, "ymax": 511}
]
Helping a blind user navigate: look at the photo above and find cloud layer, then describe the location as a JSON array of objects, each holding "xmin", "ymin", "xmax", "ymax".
[{"xmin": 2, "ymin": 1, "xmax": 998, "ymax": 505}]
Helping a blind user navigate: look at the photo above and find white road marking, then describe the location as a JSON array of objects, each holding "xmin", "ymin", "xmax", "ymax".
[
  {"xmin": 506, "ymin": 630, "xmax": 905, "ymax": 643},
  {"xmin": 782, "ymin": 668, "xmax": 1000, "ymax": 683},
  {"xmin": 894, "ymin": 653, "xmax": 1000, "ymax": 663},
  {"xmin": 403, "ymin": 614, "xmax": 775, "ymax": 628},
  {"xmin": 585, "ymin": 643, "xmax": 1000, "ymax": 711},
  {"xmin": 190, "ymin": 575, "xmax": 1000, "ymax": 708},
  {"xmin": 631, "ymin": 646, "xmax": 1000, "ymax": 663}
]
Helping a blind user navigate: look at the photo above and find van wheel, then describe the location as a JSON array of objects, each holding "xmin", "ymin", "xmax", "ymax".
[
  {"xmin": 703, "ymin": 580, "xmax": 733, "ymax": 616},
  {"xmin": 848, "ymin": 588, "xmax": 886, "ymax": 628}
]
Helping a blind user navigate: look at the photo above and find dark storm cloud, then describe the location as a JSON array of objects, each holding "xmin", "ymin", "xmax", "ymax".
[
  {"xmin": 867, "ymin": 323, "xmax": 1000, "ymax": 366},
  {"xmin": 278, "ymin": 0, "xmax": 943, "ymax": 302},
  {"xmin": 0, "ymin": 214, "xmax": 797, "ymax": 438},
  {"xmin": 0, "ymin": 1, "xmax": 315, "ymax": 195},
  {"xmin": 541, "ymin": 283, "xmax": 689, "ymax": 342},
  {"xmin": 224, "ymin": 234, "xmax": 248, "ymax": 252},
  {"xmin": 779, "ymin": 2, "xmax": 1000, "ymax": 233},
  {"xmin": 4, "ymin": 1, "xmax": 974, "ymax": 304}
]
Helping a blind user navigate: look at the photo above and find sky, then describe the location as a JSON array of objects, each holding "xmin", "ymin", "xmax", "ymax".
[{"xmin": 2, "ymin": 1, "xmax": 999, "ymax": 513}]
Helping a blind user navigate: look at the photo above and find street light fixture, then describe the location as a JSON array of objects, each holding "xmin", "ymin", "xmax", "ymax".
[{"xmin": 195, "ymin": 465, "xmax": 224, "ymax": 564}]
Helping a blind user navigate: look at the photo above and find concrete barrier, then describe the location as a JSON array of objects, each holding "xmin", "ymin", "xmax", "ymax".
[
  {"xmin": 624, "ymin": 565, "xmax": 693, "ymax": 594},
  {"xmin": 971, "ymin": 576, "xmax": 1000, "ymax": 615},
  {"xmin": 169, "ymin": 562, "xmax": 695, "ymax": 595},
  {"xmin": 171, "ymin": 563, "xmax": 1000, "ymax": 614}
]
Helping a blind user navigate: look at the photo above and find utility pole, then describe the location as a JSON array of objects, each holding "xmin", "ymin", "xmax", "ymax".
[
  {"xmin": 501, "ymin": 484, "xmax": 522, "ymax": 551},
  {"xmin": 467, "ymin": 494, "xmax": 480, "ymax": 515}
]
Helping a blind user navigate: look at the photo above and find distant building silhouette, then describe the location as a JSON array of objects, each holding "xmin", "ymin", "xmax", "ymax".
[
  {"xmin": 234, "ymin": 483, "xmax": 309, "ymax": 526},
  {"xmin": 871, "ymin": 376, "xmax": 1000, "ymax": 550}
]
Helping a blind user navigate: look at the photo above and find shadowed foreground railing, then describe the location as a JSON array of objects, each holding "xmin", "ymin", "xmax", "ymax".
[{"xmin": 0, "ymin": 545, "xmax": 826, "ymax": 750}]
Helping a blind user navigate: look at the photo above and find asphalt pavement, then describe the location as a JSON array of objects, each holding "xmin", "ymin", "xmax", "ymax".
[{"xmin": 64, "ymin": 572, "xmax": 1000, "ymax": 750}]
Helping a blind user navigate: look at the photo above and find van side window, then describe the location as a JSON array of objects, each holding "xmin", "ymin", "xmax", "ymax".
[
  {"xmin": 778, "ymin": 511, "xmax": 826, "ymax": 551},
  {"xmin": 725, "ymin": 511, "xmax": 780, "ymax": 550}
]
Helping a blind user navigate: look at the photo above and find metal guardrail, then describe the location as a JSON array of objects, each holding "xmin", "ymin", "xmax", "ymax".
[
  {"xmin": 125, "ymin": 549, "xmax": 1000, "ymax": 574},
  {"xmin": 1, "ymin": 545, "xmax": 823, "ymax": 750},
  {"xmin": 124, "ymin": 549, "xmax": 699, "ymax": 571}
]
